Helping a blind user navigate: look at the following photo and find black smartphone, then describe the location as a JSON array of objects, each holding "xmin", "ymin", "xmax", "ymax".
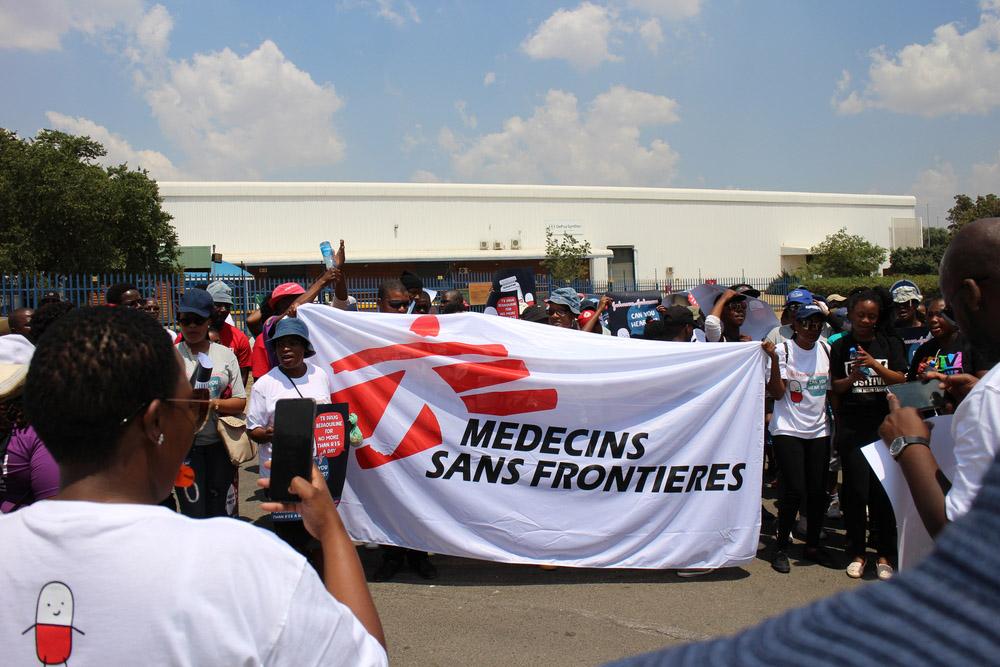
[
  {"xmin": 269, "ymin": 398, "xmax": 316, "ymax": 502},
  {"xmin": 888, "ymin": 380, "xmax": 944, "ymax": 413}
]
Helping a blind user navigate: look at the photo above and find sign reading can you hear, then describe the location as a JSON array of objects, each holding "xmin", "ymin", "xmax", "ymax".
[{"xmin": 297, "ymin": 305, "xmax": 767, "ymax": 569}]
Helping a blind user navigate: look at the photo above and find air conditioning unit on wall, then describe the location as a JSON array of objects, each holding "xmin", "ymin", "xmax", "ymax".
[
  {"xmin": 479, "ymin": 241, "xmax": 489, "ymax": 250},
  {"xmin": 493, "ymin": 241, "xmax": 503, "ymax": 250},
  {"xmin": 510, "ymin": 239, "xmax": 521, "ymax": 250}
]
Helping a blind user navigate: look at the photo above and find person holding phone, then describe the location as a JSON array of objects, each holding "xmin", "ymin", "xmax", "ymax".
[
  {"xmin": 175, "ymin": 289, "xmax": 246, "ymax": 519},
  {"xmin": 0, "ymin": 307, "xmax": 385, "ymax": 665},
  {"xmin": 763, "ymin": 304, "xmax": 835, "ymax": 573},
  {"xmin": 248, "ymin": 318, "xmax": 336, "ymax": 557},
  {"xmin": 830, "ymin": 288, "xmax": 907, "ymax": 580}
]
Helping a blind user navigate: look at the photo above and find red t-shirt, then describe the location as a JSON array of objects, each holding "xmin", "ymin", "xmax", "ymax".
[{"xmin": 175, "ymin": 322, "xmax": 252, "ymax": 370}]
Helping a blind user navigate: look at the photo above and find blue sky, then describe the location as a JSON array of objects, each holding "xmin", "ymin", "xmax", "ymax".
[{"xmin": 2, "ymin": 0, "xmax": 999, "ymax": 225}]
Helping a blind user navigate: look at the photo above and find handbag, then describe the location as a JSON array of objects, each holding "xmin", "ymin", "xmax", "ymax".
[{"xmin": 217, "ymin": 414, "xmax": 257, "ymax": 465}]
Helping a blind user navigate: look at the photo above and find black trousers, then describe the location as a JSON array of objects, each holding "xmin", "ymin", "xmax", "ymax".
[
  {"xmin": 837, "ymin": 419, "xmax": 898, "ymax": 561},
  {"xmin": 772, "ymin": 434, "xmax": 830, "ymax": 549},
  {"xmin": 176, "ymin": 441, "xmax": 236, "ymax": 519}
]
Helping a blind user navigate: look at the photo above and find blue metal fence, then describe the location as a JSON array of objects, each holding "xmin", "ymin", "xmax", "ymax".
[{"xmin": 2, "ymin": 271, "xmax": 792, "ymax": 332}]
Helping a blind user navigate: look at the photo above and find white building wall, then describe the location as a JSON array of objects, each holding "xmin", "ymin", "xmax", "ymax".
[{"xmin": 158, "ymin": 182, "xmax": 916, "ymax": 279}]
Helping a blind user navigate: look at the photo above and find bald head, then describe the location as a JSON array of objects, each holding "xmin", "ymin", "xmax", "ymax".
[
  {"xmin": 9, "ymin": 308, "xmax": 33, "ymax": 337},
  {"xmin": 941, "ymin": 218, "xmax": 1000, "ymax": 352}
]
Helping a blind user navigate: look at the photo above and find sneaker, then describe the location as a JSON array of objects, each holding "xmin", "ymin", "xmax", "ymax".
[
  {"xmin": 876, "ymin": 562, "xmax": 894, "ymax": 581},
  {"xmin": 771, "ymin": 550, "xmax": 791, "ymax": 574},
  {"xmin": 676, "ymin": 568, "xmax": 713, "ymax": 578},
  {"xmin": 846, "ymin": 559, "xmax": 865, "ymax": 579},
  {"xmin": 826, "ymin": 495, "xmax": 843, "ymax": 519}
]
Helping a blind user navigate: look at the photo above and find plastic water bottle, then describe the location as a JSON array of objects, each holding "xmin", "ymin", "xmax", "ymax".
[
  {"xmin": 849, "ymin": 346, "xmax": 872, "ymax": 377},
  {"xmin": 320, "ymin": 241, "xmax": 335, "ymax": 269}
]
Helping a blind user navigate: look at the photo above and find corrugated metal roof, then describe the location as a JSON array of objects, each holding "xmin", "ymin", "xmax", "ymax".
[{"xmin": 159, "ymin": 181, "xmax": 915, "ymax": 208}]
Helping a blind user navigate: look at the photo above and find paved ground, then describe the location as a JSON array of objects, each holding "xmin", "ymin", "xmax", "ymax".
[{"xmin": 237, "ymin": 462, "xmax": 871, "ymax": 666}]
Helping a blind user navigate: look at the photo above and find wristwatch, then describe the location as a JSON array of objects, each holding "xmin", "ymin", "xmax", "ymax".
[{"xmin": 889, "ymin": 436, "xmax": 930, "ymax": 460}]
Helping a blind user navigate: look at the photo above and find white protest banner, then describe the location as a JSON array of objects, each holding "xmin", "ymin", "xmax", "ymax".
[
  {"xmin": 296, "ymin": 305, "xmax": 767, "ymax": 569},
  {"xmin": 862, "ymin": 415, "xmax": 958, "ymax": 570}
]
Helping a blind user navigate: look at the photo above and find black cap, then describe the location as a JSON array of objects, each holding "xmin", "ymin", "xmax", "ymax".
[
  {"xmin": 729, "ymin": 283, "xmax": 761, "ymax": 299},
  {"xmin": 520, "ymin": 305, "xmax": 549, "ymax": 323},
  {"xmin": 661, "ymin": 305, "xmax": 695, "ymax": 326}
]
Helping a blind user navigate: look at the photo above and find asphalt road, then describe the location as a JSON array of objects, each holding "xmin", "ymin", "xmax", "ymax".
[{"xmin": 237, "ymin": 462, "xmax": 868, "ymax": 666}]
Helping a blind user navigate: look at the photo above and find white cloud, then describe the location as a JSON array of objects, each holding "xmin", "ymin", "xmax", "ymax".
[
  {"xmin": 911, "ymin": 161, "xmax": 958, "ymax": 222},
  {"xmin": 483, "ymin": 71, "xmax": 496, "ymax": 87},
  {"xmin": 834, "ymin": 3, "xmax": 1000, "ymax": 116},
  {"xmin": 340, "ymin": 0, "xmax": 420, "ymax": 27},
  {"xmin": 410, "ymin": 169, "xmax": 441, "ymax": 183},
  {"xmin": 521, "ymin": 3, "xmax": 620, "ymax": 70},
  {"xmin": 638, "ymin": 18, "xmax": 663, "ymax": 53},
  {"xmin": 128, "ymin": 3, "xmax": 171, "ymax": 62},
  {"xmin": 455, "ymin": 100, "xmax": 477, "ymax": 129},
  {"xmin": 401, "ymin": 124, "xmax": 426, "ymax": 153},
  {"xmin": 144, "ymin": 39, "xmax": 345, "ymax": 178},
  {"xmin": 440, "ymin": 85, "xmax": 681, "ymax": 186},
  {"xmin": 0, "ymin": 0, "xmax": 143, "ymax": 51},
  {"xmin": 627, "ymin": 0, "xmax": 702, "ymax": 20},
  {"xmin": 971, "ymin": 151, "xmax": 1000, "ymax": 195},
  {"xmin": 44, "ymin": 111, "xmax": 184, "ymax": 179}
]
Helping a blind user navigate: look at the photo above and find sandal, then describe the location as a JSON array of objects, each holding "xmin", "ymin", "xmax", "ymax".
[
  {"xmin": 846, "ymin": 559, "xmax": 865, "ymax": 579},
  {"xmin": 876, "ymin": 562, "xmax": 894, "ymax": 581}
]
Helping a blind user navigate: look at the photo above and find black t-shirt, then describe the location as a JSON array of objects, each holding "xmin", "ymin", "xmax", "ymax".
[
  {"xmin": 830, "ymin": 332, "xmax": 908, "ymax": 421},
  {"xmin": 907, "ymin": 332, "xmax": 973, "ymax": 381}
]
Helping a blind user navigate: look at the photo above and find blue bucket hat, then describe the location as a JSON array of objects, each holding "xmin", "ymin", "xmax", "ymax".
[
  {"xmin": 178, "ymin": 289, "xmax": 214, "ymax": 318},
  {"xmin": 270, "ymin": 318, "xmax": 316, "ymax": 358},
  {"xmin": 794, "ymin": 303, "xmax": 825, "ymax": 320},
  {"xmin": 546, "ymin": 287, "xmax": 582, "ymax": 315}
]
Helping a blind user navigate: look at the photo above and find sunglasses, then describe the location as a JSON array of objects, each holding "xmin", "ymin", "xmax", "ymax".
[
  {"xmin": 726, "ymin": 302, "xmax": 747, "ymax": 312},
  {"xmin": 178, "ymin": 315, "xmax": 208, "ymax": 326},
  {"xmin": 546, "ymin": 306, "xmax": 572, "ymax": 317},
  {"xmin": 119, "ymin": 398, "xmax": 215, "ymax": 433},
  {"xmin": 386, "ymin": 299, "xmax": 410, "ymax": 309},
  {"xmin": 797, "ymin": 318, "xmax": 824, "ymax": 330}
]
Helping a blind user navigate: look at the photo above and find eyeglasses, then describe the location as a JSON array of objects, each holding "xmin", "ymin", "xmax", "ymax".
[
  {"xmin": 726, "ymin": 302, "xmax": 747, "ymax": 312},
  {"xmin": 142, "ymin": 305, "xmax": 160, "ymax": 313},
  {"xmin": 798, "ymin": 318, "xmax": 824, "ymax": 330},
  {"xmin": 119, "ymin": 398, "xmax": 215, "ymax": 433},
  {"xmin": 546, "ymin": 306, "xmax": 572, "ymax": 318},
  {"xmin": 178, "ymin": 315, "xmax": 208, "ymax": 326},
  {"xmin": 386, "ymin": 299, "xmax": 410, "ymax": 310}
]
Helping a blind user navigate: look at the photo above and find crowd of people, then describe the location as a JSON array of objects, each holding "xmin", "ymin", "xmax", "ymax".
[{"xmin": 1, "ymin": 220, "xmax": 998, "ymax": 664}]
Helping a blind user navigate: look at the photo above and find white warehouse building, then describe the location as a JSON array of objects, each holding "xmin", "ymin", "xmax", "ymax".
[{"xmin": 159, "ymin": 182, "xmax": 919, "ymax": 285}]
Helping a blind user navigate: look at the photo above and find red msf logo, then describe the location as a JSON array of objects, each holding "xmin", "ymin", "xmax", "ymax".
[{"xmin": 330, "ymin": 315, "xmax": 558, "ymax": 469}]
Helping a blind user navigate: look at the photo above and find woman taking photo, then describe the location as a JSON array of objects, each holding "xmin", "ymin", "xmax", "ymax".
[
  {"xmin": 830, "ymin": 288, "xmax": 907, "ymax": 580},
  {"xmin": 0, "ymin": 307, "xmax": 385, "ymax": 664},
  {"xmin": 174, "ymin": 289, "xmax": 247, "ymax": 518},
  {"xmin": 762, "ymin": 304, "xmax": 834, "ymax": 573},
  {"xmin": 247, "ymin": 317, "xmax": 336, "ymax": 556}
]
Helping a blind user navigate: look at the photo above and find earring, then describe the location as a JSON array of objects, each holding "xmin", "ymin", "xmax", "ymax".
[{"xmin": 157, "ymin": 433, "xmax": 165, "ymax": 446}]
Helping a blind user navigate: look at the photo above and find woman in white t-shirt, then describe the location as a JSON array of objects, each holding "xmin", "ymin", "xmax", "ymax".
[
  {"xmin": 763, "ymin": 304, "xmax": 834, "ymax": 574},
  {"xmin": 248, "ymin": 317, "xmax": 335, "ymax": 556}
]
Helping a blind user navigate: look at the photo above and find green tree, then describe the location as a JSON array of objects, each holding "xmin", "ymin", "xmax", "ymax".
[
  {"xmin": 947, "ymin": 193, "xmax": 1000, "ymax": 232},
  {"xmin": 0, "ymin": 128, "xmax": 178, "ymax": 274},
  {"xmin": 804, "ymin": 227, "xmax": 887, "ymax": 278},
  {"xmin": 888, "ymin": 226, "xmax": 950, "ymax": 274},
  {"xmin": 541, "ymin": 229, "xmax": 591, "ymax": 283}
]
